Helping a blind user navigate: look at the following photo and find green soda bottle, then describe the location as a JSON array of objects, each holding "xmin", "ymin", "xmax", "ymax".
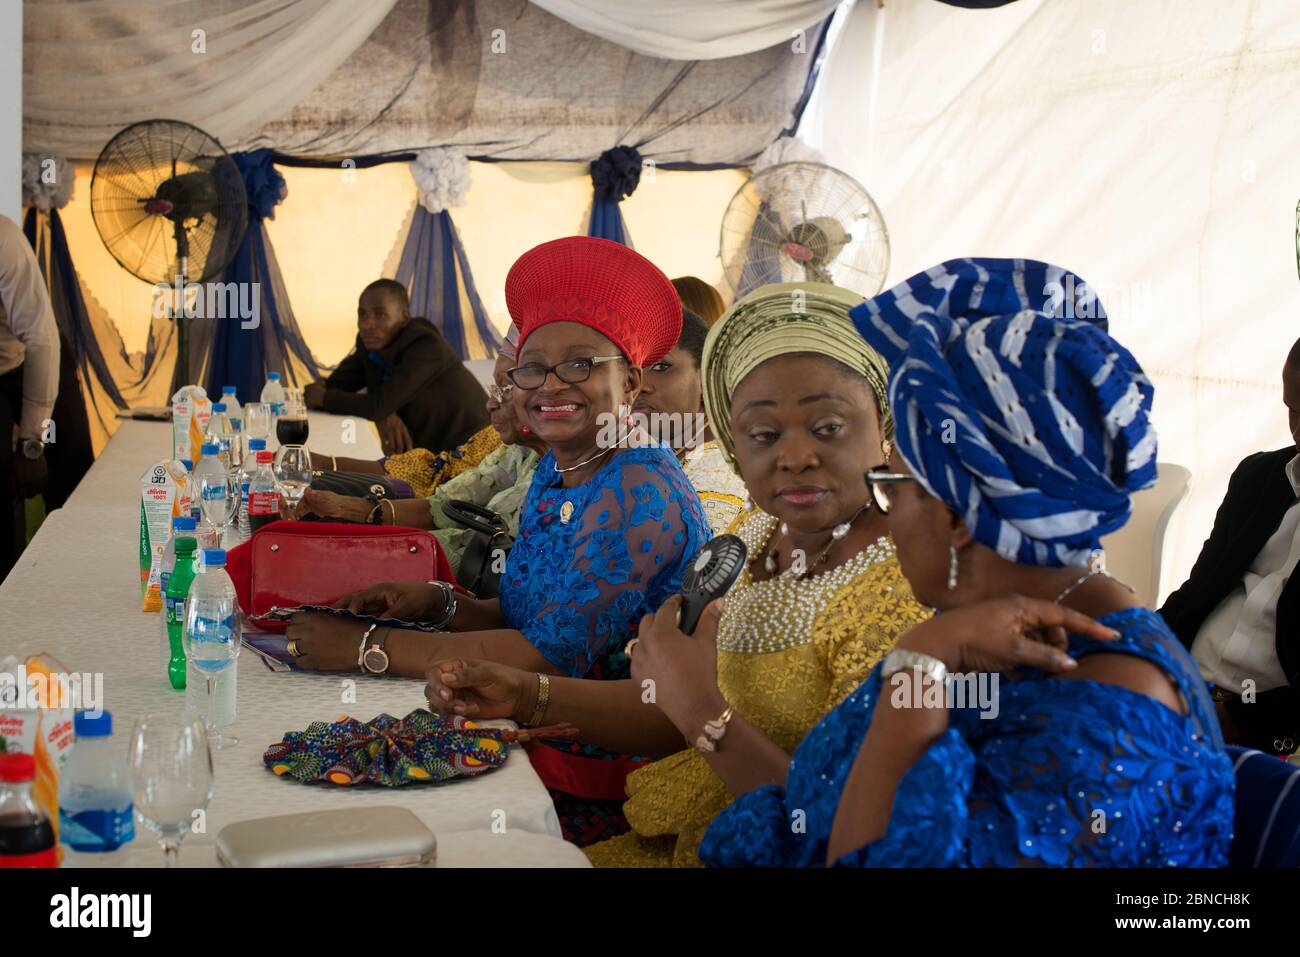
[{"xmin": 163, "ymin": 536, "xmax": 198, "ymax": 690}]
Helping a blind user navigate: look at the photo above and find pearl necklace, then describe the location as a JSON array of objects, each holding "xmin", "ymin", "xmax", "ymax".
[{"xmin": 763, "ymin": 502, "xmax": 870, "ymax": 579}]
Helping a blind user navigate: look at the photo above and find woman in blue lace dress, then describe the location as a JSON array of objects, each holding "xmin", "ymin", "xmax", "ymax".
[
  {"xmin": 288, "ymin": 238, "xmax": 710, "ymax": 842},
  {"xmin": 656, "ymin": 258, "xmax": 1235, "ymax": 867}
]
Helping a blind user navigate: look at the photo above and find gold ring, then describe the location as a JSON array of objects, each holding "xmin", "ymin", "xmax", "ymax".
[
  {"xmin": 287, "ymin": 639, "xmax": 303, "ymax": 657},
  {"xmin": 625, "ymin": 638, "xmax": 639, "ymax": 656}
]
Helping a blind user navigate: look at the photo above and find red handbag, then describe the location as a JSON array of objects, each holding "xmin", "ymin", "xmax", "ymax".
[{"xmin": 225, "ymin": 521, "xmax": 459, "ymax": 632}]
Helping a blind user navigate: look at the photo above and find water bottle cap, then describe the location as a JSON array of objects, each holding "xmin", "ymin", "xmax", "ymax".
[
  {"xmin": 172, "ymin": 516, "xmax": 197, "ymax": 530},
  {"xmin": 0, "ymin": 753, "xmax": 36, "ymax": 783},
  {"xmin": 267, "ymin": 372, "xmax": 282, "ymax": 381},
  {"xmin": 202, "ymin": 548, "xmax": 226, "ymax": 567},
  {"xmin": 201, "ymin": 442, "xmax": 220, "ymax": 456},
  {"xmin": 180, "ymin": 460, "xmax": 194, "ymax": 474},
  {"xmin": 256, "ymin": 451, "xmax": 274, "ymax": 464},
  {"xmin": 173, "ymin": 536, "xmax": 198, "ymax": 553},
  {"xmin": 223, "ymin": 385, "xmax": 237, "ymax": 393},
  {"xmin": 211, "ymin": 403, "xmax": 227, "ymax": 413},
  {"xmin": 74, "ymin": 710, "xmax": 112, "ymax": 738},
  {"xmin": 248, "ymin": 439, "xmax": 267, "ymax": 451}
]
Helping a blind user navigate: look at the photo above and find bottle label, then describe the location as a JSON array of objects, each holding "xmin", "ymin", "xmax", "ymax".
[
  {"xmin": 0, "ymin": 848, "xmax": 57, "ymax": 867},
  {"xmin": 249, "ymin": 490, "xmax": 280, "ymax": 515},
  {"xmin": 59, "ymin": 806, "xmax": 136, "ymax": 852}
]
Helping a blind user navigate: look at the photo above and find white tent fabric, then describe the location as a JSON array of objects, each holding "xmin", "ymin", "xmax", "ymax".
[
  {"xmin": 802, "ymin": 0, "xmax": 1300, "ymax": 598},
  {"xmin": 24, "ymin": 0, "xmax": 398, "ymax": 158},
  {"xmin": 530, "ymin": 0, "xmax": 840, "ymax": 59}
]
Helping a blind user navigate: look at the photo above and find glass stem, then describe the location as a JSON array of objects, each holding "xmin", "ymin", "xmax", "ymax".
[{"xmin": 162, "ymin": 840, "xmax": 179, "ymax": 868}]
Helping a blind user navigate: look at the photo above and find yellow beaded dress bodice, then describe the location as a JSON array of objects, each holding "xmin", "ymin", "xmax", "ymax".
[{"xmin": 585, "ymin": 509, "xmax": 930, "ymax": 868}]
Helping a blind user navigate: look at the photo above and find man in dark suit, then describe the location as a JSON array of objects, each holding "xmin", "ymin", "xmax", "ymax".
[
  {"xmin": 304, "ymin": 279, "xmax": 488, "ymax": 456},
  {"xmin": 1160, "ymin": 339, "xmax": 1300, "ymax": 756}
]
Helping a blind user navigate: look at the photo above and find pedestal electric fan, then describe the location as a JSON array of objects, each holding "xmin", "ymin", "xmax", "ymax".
[
  {"xmin": 90, "ymin": 120, "xmax": 248, "ymax": 397},
  {"xmin": 719, "ymin": 161, "xmax": 889, "ymax": 299}
]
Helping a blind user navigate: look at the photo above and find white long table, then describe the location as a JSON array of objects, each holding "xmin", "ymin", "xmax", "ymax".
[{"xmin": 0, "ymin": 415, "xmax": 582, "ymax": 867}]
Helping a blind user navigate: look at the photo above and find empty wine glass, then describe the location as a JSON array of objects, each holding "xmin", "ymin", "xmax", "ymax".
[
  {"xmin": 274, "ymin": 445, "xmax": 312, "ymax": 519},
  {"xmin": 129, "ymin": 713, "xmax": 214, "ymax": 868},
  {"xmin": 243, "ymin": 402, "xmax": 272, "ymax": 447}
]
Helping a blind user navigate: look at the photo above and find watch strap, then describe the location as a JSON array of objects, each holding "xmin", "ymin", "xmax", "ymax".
[{"xmin": 881, "ymin": 648, "xmax": 949, "ymax": 685}]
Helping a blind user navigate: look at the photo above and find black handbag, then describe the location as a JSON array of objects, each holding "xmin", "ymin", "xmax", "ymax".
[
  {"xmin": 440, "ymin": 500, "xmax": 513, "ymax": 599},
  {"xmin": 309, "ymin": 470, "xmax": 412, "ymax": 500}
]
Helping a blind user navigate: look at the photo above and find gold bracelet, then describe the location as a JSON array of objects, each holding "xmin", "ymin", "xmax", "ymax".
[
  {"xmin": 366, "ymin": 501, "xmax": 383, "ymax": 524},
  {"xmin": 330, "ymin": 455, "xmax": 337, "ymax": 470},
  {"xmin": 694, "ymin": 705, "xmax": 734, "ymax": 753},
  {"xmin": 525, "ymin": 673, "xmax": 550, "ymax": 727},
  {"xmin": 381, "ymin": 498, "xmax": 396, "ymax": 525}
]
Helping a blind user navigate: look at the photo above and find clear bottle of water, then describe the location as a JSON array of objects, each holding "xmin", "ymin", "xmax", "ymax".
[
  {"xmin": 260, "ymin": 372, "xmax": 287, "ymax": 420},
  {"xmin": 159, "ymin": 516, "xmax": 198, "ymax": 669},
  {"xmin": 205, "ymin": 403, "xmax": 240, "ymax": 472},
  {"xmin": 183, "ymin": 549, "xmax": 242, "ymax": 748},
  {"xmin": 235, "ymin": 438, "xmax": 267, "ymax": 543},
  {"xmin": 58, "ymin": 710, "xmax": 135, "ymax": 856},
  {"xmin": 193, "ymin": 442, "xmax": 235, "ymax": 548},
  {"xmin": 220, "ymin": 385, "xmax": 243, "ymax": 434}
]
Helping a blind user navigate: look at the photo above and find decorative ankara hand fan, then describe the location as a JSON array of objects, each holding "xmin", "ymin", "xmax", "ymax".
[
  {"xmin": 90, "ymin": 119, "xmax": 248, "ymax": 395},
  {"xmin": 720, "ymin": 161, "xmax": 889, "ymax": 298}
]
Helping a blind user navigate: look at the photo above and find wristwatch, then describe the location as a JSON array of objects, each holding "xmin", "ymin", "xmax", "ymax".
[
  {"xmin": 19, "ymin": 438, "xmax": 44, "ymax": 460},
  {"xmin": 881, "ymin": 648, "xmax": 949, "ymax": 685},
  {"xmin": 358, "ymin": 623, "xmax": 391, "ymax": 675}
]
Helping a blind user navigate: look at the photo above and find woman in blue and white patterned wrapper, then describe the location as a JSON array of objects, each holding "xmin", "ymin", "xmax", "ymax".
[{"xmin": 636, "ymin": 258, "xmax": 1235, "ymax": 867}]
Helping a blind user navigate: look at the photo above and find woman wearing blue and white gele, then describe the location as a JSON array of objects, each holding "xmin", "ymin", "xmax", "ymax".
[{"xmin": 689, "ymin": 258, "xmax": 1234, "ymax": 867}]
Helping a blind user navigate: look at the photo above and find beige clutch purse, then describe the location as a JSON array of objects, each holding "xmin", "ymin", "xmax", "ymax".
[{"xmin": 216, "ymin": 807, "xmax": 437, "ymax": 868}]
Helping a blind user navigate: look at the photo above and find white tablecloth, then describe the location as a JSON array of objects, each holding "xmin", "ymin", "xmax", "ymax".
[{"xmin": 2, "ymin": 418, "xmax": 580, "ymax": 867}]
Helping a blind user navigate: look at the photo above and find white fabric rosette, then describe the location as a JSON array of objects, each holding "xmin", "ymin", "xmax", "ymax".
[
  {"xmin": 22, "ymin": 154, "xmax": 76, "ymax": 211},
  {"xmin": 410, "ymin": 147, "xmax": 471, "ymax": 214}
]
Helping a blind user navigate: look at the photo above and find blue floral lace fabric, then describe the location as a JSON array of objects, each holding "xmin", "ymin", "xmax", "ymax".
[
  {"xmin": 698, "ymin": 607, "xmax": 1234, "ymax": 867},
  {"xmin": 499, "ymin": 445, "xmax": 710, "ymax": 678}
]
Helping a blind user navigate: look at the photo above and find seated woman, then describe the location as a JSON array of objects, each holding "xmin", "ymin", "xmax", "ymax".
[
  {"xmin": 297, "ymin": 330, "xmax": 542, "ymax": 546},
  {"xmin": 637, "ymin": 308, "xmax": 747, "ymax": 535},
  {"xmin": 285, "ymin": 237, "xmax": 711, "ymax": 843},
  {"xmin": 303, "ymin": 278, "xmax": 489, "ymax": 455},
  {"xmin": 635, "ymin": 258, "xmax": 1234, "ymax": 867},
  {"xmin": 422, "ymin": 283, "xmax": 929, "ymax": 864}
]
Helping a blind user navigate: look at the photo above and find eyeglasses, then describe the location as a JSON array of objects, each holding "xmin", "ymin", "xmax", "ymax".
[
  {"xmin": 506, "ymin": 355, "xmax": 624, "ymax": 391},
  {"xmin": 863, "ymin": 465, "xmax": 918, "ymax": 514},
  {"xmin": 487, "ymin": 382, "xmax": 514, "ymax": 404}
]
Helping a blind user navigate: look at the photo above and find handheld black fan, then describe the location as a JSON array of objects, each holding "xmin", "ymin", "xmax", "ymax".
[{"xmin": 678, "ymin": 534, "xmax": 748, "ymax": 635}]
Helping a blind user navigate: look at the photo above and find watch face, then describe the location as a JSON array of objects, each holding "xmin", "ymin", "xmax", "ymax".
[
  {"xmin": 362, "ymin": 646, "xmax": 389, "ymax": 674},
  {"xmin": 21, "ymin": 440, "xmax": 43, "ymax": 459}
]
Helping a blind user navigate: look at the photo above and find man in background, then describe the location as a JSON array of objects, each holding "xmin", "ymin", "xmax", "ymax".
[
  {"xmin": 0, "ymin": 214, "xmax": 60, "ymax": 581},
  {"xmin": 304, "ymin": 278, "xmax": 488, "ymax": 455},
  {"xmin": 1160, "ymin": 338, "xmax": 1300, "ymax": 756}
]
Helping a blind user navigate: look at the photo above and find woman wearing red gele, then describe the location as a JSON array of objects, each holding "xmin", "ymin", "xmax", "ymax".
[{"xmin": 287, "ymin": 237, "xmax": 711, "ymax": 845}]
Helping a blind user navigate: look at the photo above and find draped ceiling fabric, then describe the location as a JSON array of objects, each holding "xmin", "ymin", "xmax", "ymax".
[
  {"xmin": 23, "ymin": 0, "xmax": 400, "ymax": 160},
  {"xmin": 799, "ymin": 0, "xmax": 1300, "ymax": 598},
  {"xmin": 531, "ymin": 0, "xmax": 840, "ymax": 60},
  {"xmin": 239, "ymin": 0, "xmax": 829, "ymax": 163}
]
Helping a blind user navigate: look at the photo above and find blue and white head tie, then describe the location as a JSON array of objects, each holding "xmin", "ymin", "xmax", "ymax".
[{"xmin": 849, "ymin": 258, "xmax": 1157, "ymax": 568}]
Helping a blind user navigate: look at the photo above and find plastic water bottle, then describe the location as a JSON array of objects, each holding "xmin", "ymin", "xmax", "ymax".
[
  {"xmin": 247, "ymin": 450, "xmax": 282, "ymax": 535},
  {"xmin": 181, "ymin": 459, "xmax": 198, "ymax": 521},
  {"xmin": 0, "ymin": 753, "xmax": 56, "ymax": 867},
  {"xmin": 205, "ymin": 403, "xmax": 240, "ymax": 472},
  {"xmin": 260, "ymin": 372, "xmax": 287, "ymax": 420},
  {"xmin": 236, "ymin": 438, "xmax": 267, "ymax": 543},
  {"xmin": 162, "ymin": 535, "xmax": 198, "ymax": 689},
  {"xmin": 221, "ymin": 386, "xmax": 243, "ymax": 434},
  {"xmin": 58, "ymin": 711, "xmax": 135, "ymax": 855},
  {"xmin": 184, "ymin": 550, "xmax": 241, "ymax": 739},
  {"xmin": 193, "ymin": 443, "xmax": 233, "ymax": 548}
]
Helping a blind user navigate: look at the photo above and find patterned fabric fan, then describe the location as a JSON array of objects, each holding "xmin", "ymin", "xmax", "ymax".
[{"xmin": 263, "ymin": 710, "xmax": 577, "ymax": 787}]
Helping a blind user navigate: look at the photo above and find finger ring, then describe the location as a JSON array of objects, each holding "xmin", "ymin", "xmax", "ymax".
[
  {"xmin": 287, "ymin": 639, "xmax": 303, "ymax": 657},
  {"xmin": 625, "ymin": 638, "xmax": 639, "ymax": 656}
]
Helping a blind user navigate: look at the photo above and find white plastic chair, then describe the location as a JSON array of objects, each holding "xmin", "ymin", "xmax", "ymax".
[
  {"xmin": 1099, "ymin": 462, "xmax": 1191, "ymax": 608},
  {"xmin": 463, "ymin": 358, "xmax": 496, "ymax": 390}
]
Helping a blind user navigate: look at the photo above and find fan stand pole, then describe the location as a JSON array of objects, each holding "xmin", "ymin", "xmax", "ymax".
[{"xmin": 169, "ymin": 217, "xmax": 193, "ymax": 398}]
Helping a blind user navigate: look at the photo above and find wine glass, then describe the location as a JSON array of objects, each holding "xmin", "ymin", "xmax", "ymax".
[
  {"xmin": 129, "ymin": 713, "xmax": 214, "ymax": 868},
  {"xmin": 274, "ymin": 445, "xmax": 312, "ymax": 519},
  {"xmin": 243, "ymin": 402, "xmax": 272, "ymax": 455},
  {"xmin": 275, "ymin": 393, "xmax": 310, "ymax": 447},
  {"xmin": 183, "ymin": 557, "xmax": 242, "ymax": 749},
  {"xmin": 195, "ymin": 468, "xmax": 239, "ymax": 548}
]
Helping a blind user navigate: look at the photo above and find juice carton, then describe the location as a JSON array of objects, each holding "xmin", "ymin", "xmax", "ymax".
[
  {"xmin": 171, "ymin": 385, "xmax": 212, "ymax": 465},
  {"xmin": 139, "ymin": 460, "xmax": 188, "ymax": 612}
]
